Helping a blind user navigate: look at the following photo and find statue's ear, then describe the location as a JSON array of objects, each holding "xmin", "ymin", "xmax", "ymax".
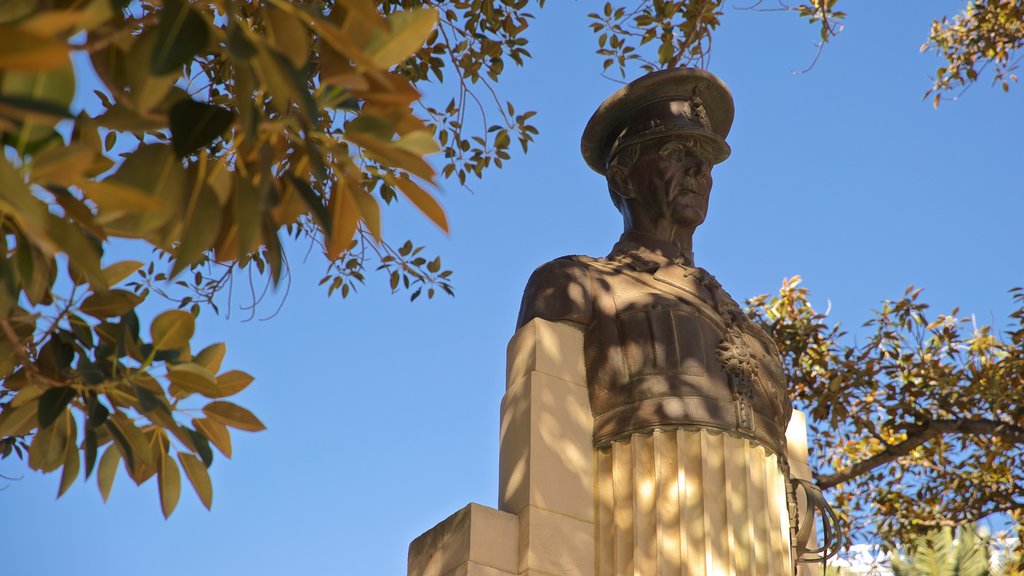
[{"xmin": 607, "ymin": 164, "xmax": 633, "ymax": 199}]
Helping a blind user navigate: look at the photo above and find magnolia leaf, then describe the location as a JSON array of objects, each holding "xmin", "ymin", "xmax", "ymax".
[
  {"xmin": 97, "ymin": 444, "xmax": 121, "ymax": 502},
  {"xmin": 1, "ymin": 57, "xmax": 74, "ymax": 146},
  {"xmin": 367, "ymin": 8, "xmax": 438, "ymax": 69},
  {"xmin": 326, "ymin": 181, "xmax": 360, "ymax": 258},
  {"xmin": 157, "ymin": 448, "xmax": 181, "ymax": 518},
  {"xmin": 57, "ymin": 414, "xmax": 80, "ymax": 497},
  {"xmin": 30, "ymin": 143, "xmax": 95, "ymax": 187},
  {"xmin": 193, "ymin": 417, "xmax": 231, "ymax": 458},
  {"xmin": 104, "ymin": 144, "xmax": 187, "ymax": 238},
  {"xmin": 202, "ymin": 401, "xmax": 265, "ymax": 432},
  {"xmin": 388, "ymin": 174, "xmax": 448, "ymax": 233},
  {"xmin": 345, "ymin": 131, "xmax": 434, "ymax": 182},
  {"xmin": 264, "ymin": 6, "xmax": 308, "ymax": 68},
  {"xmin": 168, "ymin": 99, "xmax": 234, "ymax": 158},
  {"xmin": 0, "ymin": 25, "xmax": 68, "ymax": 70},
  {"xmin": 150, "ymin": 309, "xmax": 194, "ymax": 351},
  {"xmin": 393, "ymin": 130, "xmax": 440, "ymax": 156},
  {"xmin": 107, "ymin": 412, "xmax": 154, "ymax": 469},
  {"xmin": 81, "ymin": 181, "xmax": 166, "ymax": 216},
  {"xmin": 167, "ymin": 363, "xmax": 219, "ymax": 397},
  {"xmin": 37, "ymin": 386, "xmax": 75, "ymax": 428},
  {"xmin": 0, "ymin": 401, "xmax": 38, "ymax": 437},
  {"xmin": 101, "ymin": 260, "xmax": 143, "ymax": 286},
  {"xmin": 151, "ymin": 0, "xmax": 209, "ymax": 75},
  {"xmin": 194, "ymin": 343, "xmax": 226, "ymax": 374},
  {"xmin": 170, "ymin": 184, "xmax": 219, "ymax": 278},
  {"xmin": 215, "ymin": 370, "xmax": 253, "ymax": 397},
  {"xmin": 178, "ymin": 452, "xmax": 212, "ymax": 510},
  {"xmin": 28, "ymin": 413, "xmax": 67, "ymax": 472},
  {"xmin": 79, "ymin": 289, "xmax": 142, "ymax": 318},
  {"xmin": 350, "ymin": 187, "xmax": 381, "ymax": 241}
]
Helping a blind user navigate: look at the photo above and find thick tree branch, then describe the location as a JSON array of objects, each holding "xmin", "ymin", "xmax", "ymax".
[{"xmin": 815, "ymin": 418, "xmax": 1024, "ymax": 490}]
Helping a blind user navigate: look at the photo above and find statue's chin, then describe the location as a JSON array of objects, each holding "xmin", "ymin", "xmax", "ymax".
[{"xmin": 671, "ymin": 204, "xmax": 706, "ymax": 228}]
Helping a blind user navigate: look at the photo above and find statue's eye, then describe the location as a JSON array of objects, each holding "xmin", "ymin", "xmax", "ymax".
[{"xmin": 659, "ymin": 142, "xmax": 686, "ymax": 162}]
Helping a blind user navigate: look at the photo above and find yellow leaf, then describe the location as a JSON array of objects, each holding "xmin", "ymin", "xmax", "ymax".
[
  {"xmin": 366, "ymin": 7, "xmax": 438, "ymax": 69},
  {"xmin": 388, "ymin": 174, "xmax": 448, "ymax": 233},
  {"xmin": 167, "ymin": 363, "xmax": 219, "ymax": 397},
  {"xmin": 30, "ymin": 143, "xmax": 95, "ymax": 187},
  {"xmin": 215, "ymin": 370, "xmax": 254, "ymax": 397},
  {"xmin": 79, "ymin": 289, "xmax": 142, "ymax": 318},
  {"xmin": 101, "ymin": 260, "xmax": 143, "ymax": 286},
  {"xmin": 393, "ymin": 130, "xmax": 440, "ymax": 156},
  {"xmin": 345, "ymin": 131, "xmax": 435, "ymax": 182},
  {"xmin": 96, "ymin": 444, "xmax": 121, "ymax": 502},
  {"xmin": 21, "ymin": 10, "xmax": 89, "ymax": 37},
  {"xmin": 265, "ymin": 6, "xmax": 308, "ymax": 68},
  {"xmin": 81, "ymin": 181, "xmax": 167, "ymax": 214},
  {"xmin": 57, "ymin": 412, "xmax": 80, "ymax": 497},
  {"xmin": 326, "ymin": 180, "xmax": 360, "ymax": 259},
  {"xmin": 0, "ymin": 401, "xmax": 38, "ymax": 437},
  {"xmin": 0, "ymin": 25, "xmax": 69, "ymax": 70},
  {"xmin": 203, "ymin": 401, "xmax": 265, "ymax": 432},
  {"xmin": 193, "ymin": 417, "xmax": 231, "ymax": 458},
  {"xmin": 350, "ymin": 186, "xmax": 381, "ymax": 241},
  {"xmin": 150, "ymin": 309, "xmax": 195, "ymax": 351},
  {"xmin": 107, "ymin": 412, "xmax": 155, "ymax": 468},
  {"xmin": 157, "ymin": 448, "xmax": 181, "ymax": 518},
  {"xmin": 194, "ymin": 343, "xmax": 226, "ymax": 374},
  {"xmin": 178, "ymin": 452, "xmax": 212, "ymax": 510}
]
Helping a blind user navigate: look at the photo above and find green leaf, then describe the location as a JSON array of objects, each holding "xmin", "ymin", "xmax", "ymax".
[
  {"xmin": 37, "ymin": 386, "xmax": 75, "ymax": 428},
  {"xmin": 28, "ymin": 413, "xmax": 67, "ymax": 472},
  {"xmin": 157, "ymin": 447, "xmax": 181, "ymax": 518},
  {"xmin": 151, "ymin": 0, "xmax": 209, "ymax": 75},
  {"xmin": 202, "ymin": 401, "xmax": 265, "ymax": 432},
  {"xmin": 168, "ymin": 99, "xmax": 235, "ymax": 158},
  {"xmin": 167, "ymin": 363, "xmax": 219, "ymax": 397},
  {"xmin": 150, "ymin": 309, "xmax": 194, "ymax": 351},
  {"xmin": 96, "ymin": 444, "xmax": 121, "ymax": 502},
  {"xmin": 178, "ymin": 452, "xmax": 212, "ymax": 510},
  {"xmin": 367, "ymin": 7, "xmax": 438, "ymax": 69},
  {"xmin": 80, "ymin": 289, "xmax": 142, "ymax": 318}
]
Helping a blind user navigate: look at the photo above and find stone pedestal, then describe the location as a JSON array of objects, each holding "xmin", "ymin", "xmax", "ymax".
[{"xmin": 409, "ymin": 319, "xmax": 820, "ymax": 576}]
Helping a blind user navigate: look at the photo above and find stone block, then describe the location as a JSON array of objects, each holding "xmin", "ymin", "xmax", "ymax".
[
  {"xmin": 408, "ymin": 503, "xmax": 519, "ymax": 576},
  {"xmin": 499, "ymin": 371, "xmax": 593, "ymax": 521},
  {"xmin": 446, "ymin": 561, "xmax": 516, "ymax": 576},
  {"xmin": 517, "ymin": 506, "xmax": 594, "ymax": 576},
  {"xmin": 506, "ymin": 319, "xmax": 585, "ymax": 389}
]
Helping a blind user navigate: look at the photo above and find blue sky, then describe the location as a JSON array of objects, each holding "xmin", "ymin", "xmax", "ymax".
[{"xmin": 4, "ymin": 2, "xmax": 1022, "ymax": 575}]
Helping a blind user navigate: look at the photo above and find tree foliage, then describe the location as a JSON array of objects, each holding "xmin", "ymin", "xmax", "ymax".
[
  {"xmin": 748, "ymin": 279, "xmax": 1024, "ymax": 547},
  {"xmin": 1, "ymin": 0, "xmax": 1019, "ymax": 518},
  {"xmin": 0, "ymin": 0, "xmax": 542, "ymax": 516},
  {"xmin": 889, "ymin": 526, "xmax": 992, "ymax": 576}
]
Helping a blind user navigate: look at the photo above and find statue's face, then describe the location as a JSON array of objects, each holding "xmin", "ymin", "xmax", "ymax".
[{"xmin": 618, "ymin": 137, "xmax": 713, "ymax": 228}]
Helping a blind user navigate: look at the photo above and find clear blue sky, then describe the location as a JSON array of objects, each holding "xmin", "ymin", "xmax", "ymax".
[{"xmin": 5, "ymin": 2, "xmax": 1022, "ymax": 575}]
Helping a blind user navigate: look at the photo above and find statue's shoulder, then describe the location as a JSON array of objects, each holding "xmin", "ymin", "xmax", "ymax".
[{"xmin": 517, "ymin": 255, "xmax": 600, "ymax": 329}]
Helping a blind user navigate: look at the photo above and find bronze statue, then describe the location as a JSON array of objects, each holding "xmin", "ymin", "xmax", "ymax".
[
  {"xmin": 514, "ymin": 68, "xmax": 838, "ymax": 574},
  {"xmin": 518, "ymin": 68, "xmax": 791, "ymax": 455}
]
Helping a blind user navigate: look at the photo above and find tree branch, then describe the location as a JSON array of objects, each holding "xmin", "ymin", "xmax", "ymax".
[{"xmin": 815, "ymin": 418, "xmax": 1024, "ymax": 489}]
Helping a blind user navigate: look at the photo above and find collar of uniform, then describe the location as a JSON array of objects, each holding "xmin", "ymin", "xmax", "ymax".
[{"xmin": 608, "ymin": 231, "xmax": 694, "ymax": 271}]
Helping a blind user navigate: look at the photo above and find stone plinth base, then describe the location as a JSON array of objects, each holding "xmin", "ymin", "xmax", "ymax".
[
  {"xmin": 410, "ymin": 319, "xmax": 823, "ymax": 576},
  {"xmin": 408, "ymin": 503, "xmax": 519, "ymax": 576}
]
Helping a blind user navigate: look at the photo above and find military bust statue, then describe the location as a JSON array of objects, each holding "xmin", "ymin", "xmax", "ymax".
[{"xmin": 517, "ymin": 69, "xmax": 806, "ymax": 574}]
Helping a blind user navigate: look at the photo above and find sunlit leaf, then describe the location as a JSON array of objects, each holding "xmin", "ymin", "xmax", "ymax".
[
  {"xmin": 157, "ymin": 447, "xmax": 181, "ymax": 518},
  {"xmin": 167, "ymin": 363, "xmax": 219, "ymax": 397},
  {"xmin": 366, "ymin": 7, "xmax": 438, "ymax": 69},
  {"xmin": 97, "ymin": 444, "xmax": 121, "ymax": 502},
  {"xmin": 203, "ymin": 401, "xmax": 265, "ymax": 432},
  {"xmin": 178, "ymin": 452, "xmax": 212, "ymax": 510},
  {"xmin": 150, "ymin": 309, "xmax": 195, "ymax": 351}
]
